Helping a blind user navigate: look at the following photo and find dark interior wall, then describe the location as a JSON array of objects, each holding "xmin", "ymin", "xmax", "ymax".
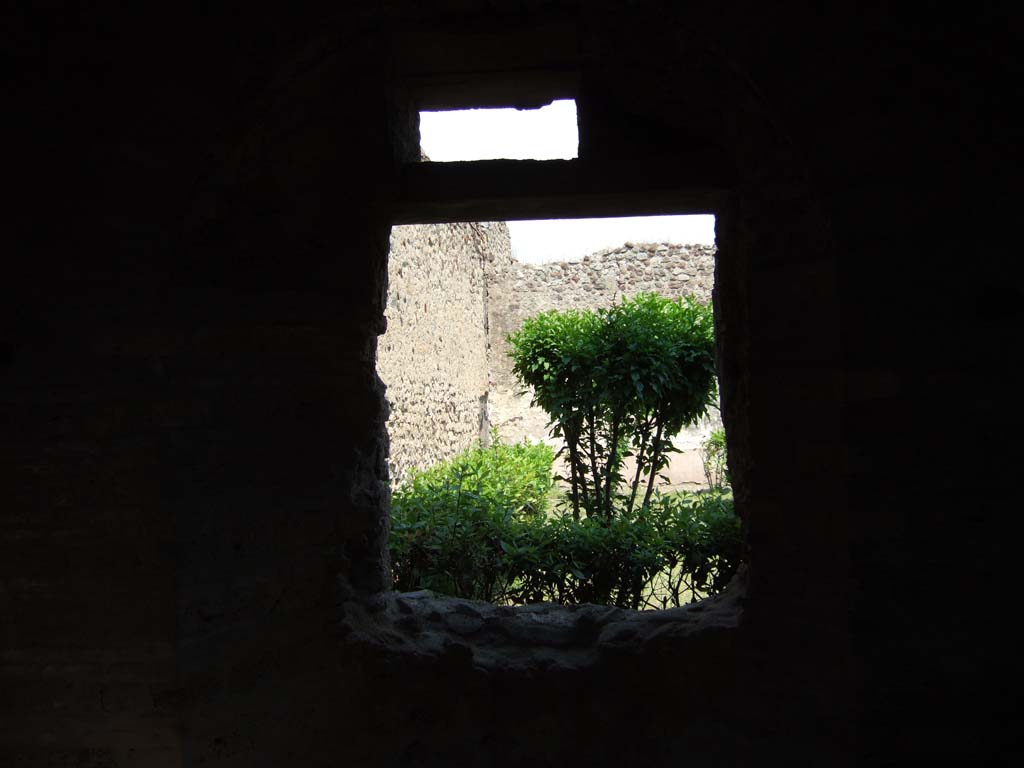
[
  {"xmin": 3, "ymin": 2, "xmax": 1018, "ymax": 766},
  {"xmin": 4, "ymin": 6, "xmax": 394, "ymax": 765}
]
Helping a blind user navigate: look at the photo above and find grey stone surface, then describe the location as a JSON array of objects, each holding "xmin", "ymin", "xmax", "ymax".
[{"xmin": 340, "ymin": 571, "xmax": 745, "ymax": 673}]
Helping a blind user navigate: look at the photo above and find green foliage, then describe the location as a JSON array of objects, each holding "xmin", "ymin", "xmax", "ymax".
[
  {"xmin": 389, "ymin": 442, "xmax": 743, "ymax": 609},
  {"xmin": 642, "ymin": 489, "xmax": 743, "ymax": 608},
  {"xmin": 700, "ymin": 428, "xmax": 729, "ymax": 491},
  {"xmin": 501, "ymin": 489, "xmax": 743, "ymax": 609},
  {"xmin": 506, "ymin": 293, "xmax": 717, "ymax": 520},
  {"xmin": 390, "ymin": 294, "xmax": 741, "ymax": 610},
  {"xmin": 389, "ymin": 438, "xmax": 555, "ymax": 601},
  {"xmin": 395, "ymin": 436, "xmax": 555, "ymax": 518}
]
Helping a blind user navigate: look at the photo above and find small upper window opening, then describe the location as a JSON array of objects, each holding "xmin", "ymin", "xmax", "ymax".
[{"xmin": 419, "ymin": 99, "xmax": 578, "ymax": 162}]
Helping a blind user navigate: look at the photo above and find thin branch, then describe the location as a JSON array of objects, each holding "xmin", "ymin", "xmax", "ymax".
[{"xmin": 642, "ymin": 418, "xmax": 666, "ymax": 509}]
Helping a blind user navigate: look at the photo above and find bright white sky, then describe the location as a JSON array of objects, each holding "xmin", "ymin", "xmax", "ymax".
[{"xmin": 418, "ymin": 100, "xmax": 715, "ymax": 263}]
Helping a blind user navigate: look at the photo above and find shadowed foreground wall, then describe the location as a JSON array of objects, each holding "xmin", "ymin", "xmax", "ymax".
[{"xmin": 2, "ymin": 3, "xmax": 1018, "ymax": 766}]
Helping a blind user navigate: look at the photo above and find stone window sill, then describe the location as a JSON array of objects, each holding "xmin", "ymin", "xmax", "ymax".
[{"xmin": 339, "ymin": 570, "xmax": 746, "ymax": 673}]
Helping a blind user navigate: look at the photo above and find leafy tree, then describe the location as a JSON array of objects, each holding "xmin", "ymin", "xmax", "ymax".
[{"xmin": 507, "ymin": 293, "xmax": 718, "ymax": 520}]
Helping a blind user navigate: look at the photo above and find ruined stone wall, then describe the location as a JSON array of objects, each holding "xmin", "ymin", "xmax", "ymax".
[
  {"xmin": 486, "ymin": 242, "xmax": 721, "ymax": 487},
  {"xmin": 379, "ymin": 222, "xmax": 513, "ymax": 484}
]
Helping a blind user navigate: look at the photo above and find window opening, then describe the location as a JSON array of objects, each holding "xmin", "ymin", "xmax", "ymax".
[
  {"xmin": 419, "ymin": 99, "xmax": 578, "ymax": 161},
  {"xmin": 382, "ymin": 99, "xmax": 740, "ymax": 610},
  {"xmin": 380, "ymin": 212, "xmax": 740, "ymax": 611}
]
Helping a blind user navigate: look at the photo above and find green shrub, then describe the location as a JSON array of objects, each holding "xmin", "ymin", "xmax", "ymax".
[
  {"xmin": 396, "ymin": 437, "xmax": 555, "ymax": 518},
  {"xmin": 503, "ymin": 490, "xmax": 743, "ymax": 609},
  {"xmin": 700, "ymin": 428, "xmax": 729, "ymax": 491},
  {"xmin": 501, "ymin": 510, "xmax": 668, "ymax": 609},
  {"xmin": 643, "ymin": 489, "xmax": 744, "ymax": 608},
  {"xmin": 507, "ymin": 293, "xmax": 717, "ymax": 520},
  {"xmin": 389, "ymin": 438, "xmax": 555, "ymax": 601},
  {"xmin": 388, "ymin": 436, "xmax": 744, "ymax": 608}
]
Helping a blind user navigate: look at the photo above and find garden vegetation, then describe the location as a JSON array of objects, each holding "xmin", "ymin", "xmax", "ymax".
[{"xmin": 389, "ymin": 293, "xmax": 744, "ymax": 609}]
